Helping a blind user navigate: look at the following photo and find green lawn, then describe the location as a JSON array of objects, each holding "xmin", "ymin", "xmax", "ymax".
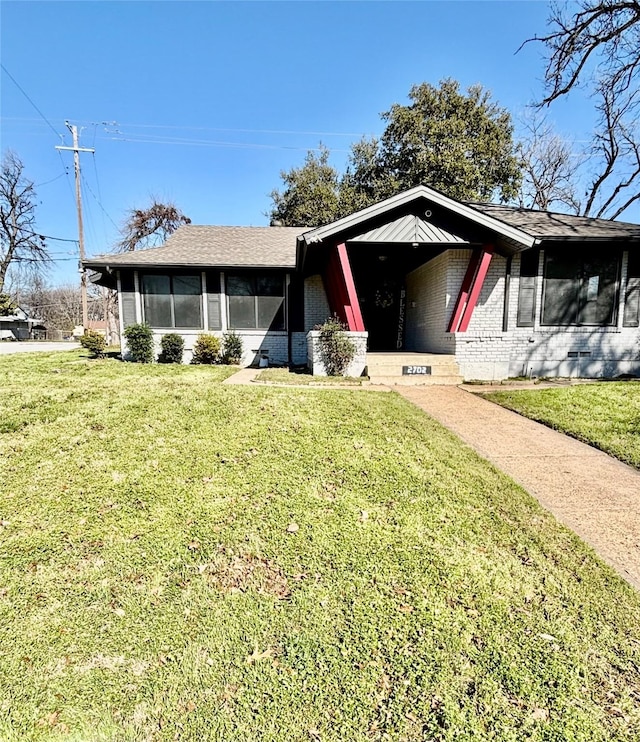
[
  {"xmin": 255, "ymin": 367, "xmax": 366, "ymax": 385},
  {"xmin": 483, "ymin": 382, "xmax": 640, "ymax": 469},
  {"xmin": 1, "ymin": 352, "xmax": 639, "ymax": 741}
]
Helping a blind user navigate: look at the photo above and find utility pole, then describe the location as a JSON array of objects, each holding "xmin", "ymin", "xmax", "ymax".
[{"xmin": 55, "ymin": 122, "xmax": 94, "ymax": 330}]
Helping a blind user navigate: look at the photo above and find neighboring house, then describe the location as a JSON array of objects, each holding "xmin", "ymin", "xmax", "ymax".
[
  {"xmin": 0, "ymin": 306, "xmax": 46, "ymax": 340},
  {"xmin": 84, "ymin": 185, "xmax": 640, "ymax": 381}
]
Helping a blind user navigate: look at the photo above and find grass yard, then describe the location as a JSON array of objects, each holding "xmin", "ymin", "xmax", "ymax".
[
  {"xmin": 255, "ymin": 368, "xmax": 366, "ymax": 385},
  {"xmin": 1, "ymin": 352, "xmax": 639, "ymax": 741},
  {"xmin": 483, "ymin": 382, "xmax": 640, "ymax": 469}
]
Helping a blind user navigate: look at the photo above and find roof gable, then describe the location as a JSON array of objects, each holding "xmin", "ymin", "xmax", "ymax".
[
  {"xmin": 300, "ymin": 185, "xmax": 537, "ymax": 249},
  {"xmin": 300, "ymin": 185, "xmax": 640, "ymax": 250}
]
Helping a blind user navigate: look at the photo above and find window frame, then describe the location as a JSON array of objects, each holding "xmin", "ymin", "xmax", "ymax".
[
  {"xmin": 225, "ymin": 271, "xmax": 287, "ymax": 331},
  {"xmin": 540, "ymin": 248, "xmax": 621, "ymax": 328},
  {"xmin": 140, "ymin": 271, "xmax": 204, "ymax": 330}
]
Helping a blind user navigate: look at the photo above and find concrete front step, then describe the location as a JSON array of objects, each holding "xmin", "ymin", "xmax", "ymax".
[
  {"xmin": 368, "ymin": 374, "xmax": 464, "ymax": 386},
  {"xmin": 365, "ymin": 353, "xmax": 461, "ymax": 384}
]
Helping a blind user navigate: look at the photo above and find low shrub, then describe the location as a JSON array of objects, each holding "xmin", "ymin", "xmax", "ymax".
[
  {"xmin": 79, "ymin": 329, "xmax": 107, "ymax": 359},
  {"xmin": 123, "ymin": 323, "xmax": 154, "ymax": 364},
  {"xmin": 222, "ymin": 331, "xmax": 243, "ymax": 365},
  {"xmin": 192, "ymin": 333, "xmax": 221, "ymax": 364},
  {"xmin": 159, "ymin": 333, "xmax": 184, "ymax": 364},
  {"xmin": 317, "ymin": 316, "xmax": 356, "ymax": 376}
]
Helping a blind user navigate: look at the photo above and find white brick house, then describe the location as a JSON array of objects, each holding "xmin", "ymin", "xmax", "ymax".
[{"xmin": 85, "ymin": 186, "xmax": 640, "ymax": 380}]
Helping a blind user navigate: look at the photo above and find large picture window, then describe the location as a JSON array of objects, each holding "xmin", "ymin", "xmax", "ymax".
[
  {"xmin": 541, "ymin": 249, "xmax": 620, "ymax": 326},
  {"xmin": 227, "ymin": 273, "xmax": 285, "ymax": 330},
  {"xmin": 141, "ymin": 273, "xmax": 202, "ymax": 329}
]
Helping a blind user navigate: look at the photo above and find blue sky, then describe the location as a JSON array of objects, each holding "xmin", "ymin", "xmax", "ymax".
[{"xmin": 1, "ymin": 0, "xmax": 609, "ymax": 286}]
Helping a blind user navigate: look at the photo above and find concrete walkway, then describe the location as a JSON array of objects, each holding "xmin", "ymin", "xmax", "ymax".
[
  {"xmin": 397, "ymin": 386, "xmax": 640, "ymax": 591},
  {"xmin": 222, "ymin": 367, "xmax": 261, "ymax": 385}
]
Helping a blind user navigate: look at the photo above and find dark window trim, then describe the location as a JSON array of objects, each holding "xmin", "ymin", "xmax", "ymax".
[
  {"xmin": 140, "ymin": 271, "xmax": 203, "ymax": 330},
  {"xmin": 540, "ymin": 248, "xmax": 621, "ymax": 328},
  {"xmin": 225, "ymin": 271, "xmax": 287, "ymax": 331}
]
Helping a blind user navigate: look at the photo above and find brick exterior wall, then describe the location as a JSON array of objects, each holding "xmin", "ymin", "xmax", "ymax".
[
  {"xmin": 389, "ymin": 248, "xmax": 640, "ymax": 380},
  {"xmin": 453, "ymin": 250, "xmax": 640, "ymax": 380},
  {"xmin": 405, "ymin": 252, "xmax": 454, "ymax": 353},
  {"xmin": 304, "ymin": 274, "xmax": 331, "ymax": 330}
]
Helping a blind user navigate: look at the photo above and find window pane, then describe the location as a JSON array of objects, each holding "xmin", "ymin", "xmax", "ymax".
[
  {"xmin": 142, "ymin": 274, "xmax": 172, "ymax": 327},
  {"xmin": 256, "ymin": 275, "xmax": 283, "ymax": 297},
  {"xmin": 542, "ymin": 254, "xmax": 580, "ymax": 325},
  {"xmin": 228, "ymin": 296, "xmax": 256, "ymax": 328},
  {"xmin": 227, "ymin": 275, "xmax": 254, "ymax": 296},
  {"xmin": 580, "ymin": 255, "xmax": 618, "ymax": 325},
  {"xmin": 258, "ymin": 296, "xmax": 285, "ymax": 329},
  {"xmin": 173, "ymin": 275, "xmax": 202, "ymax": 328}
]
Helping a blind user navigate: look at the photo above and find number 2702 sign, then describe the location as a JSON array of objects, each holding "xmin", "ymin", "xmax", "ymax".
[{"xmin": 402, "ymin": 365, "xmax": 432, "ymax": 375}]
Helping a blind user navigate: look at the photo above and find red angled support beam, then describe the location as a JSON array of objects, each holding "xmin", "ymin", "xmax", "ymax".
[
  {"xmin": 447, "ymin": 245, "xmax": 494, "ymax": 333},
  {"xmin": 447, "ymin": 250, "xmax": 481, "ymax": 333},
  {"xmin": 323, "ymin": 243, "xmax": 365, "ymax": 332}
]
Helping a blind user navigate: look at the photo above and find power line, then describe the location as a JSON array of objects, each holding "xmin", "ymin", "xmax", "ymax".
[
  {"xmin": 36, "ymin": 171, "xmax": 69, "ymax": 188},
  {"xmin": 0, "ymin": 65, "xmax": 65, "ymax": 142},
  {"xmin": 21, "ymin": 228, "xmax": 79, "ymax": 244},
  {"xmin": 100, "ymin": 134, "xmax": 351, "ymax": 153}
]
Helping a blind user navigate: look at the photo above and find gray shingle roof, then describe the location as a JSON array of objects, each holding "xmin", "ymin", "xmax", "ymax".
[
  {"xmin": 466, "ymin": 203, "xmax": 640, "ymax": 241},
  {"xmin": 84, "ymin": 225, "xmax": 302, "ymax": 270}
]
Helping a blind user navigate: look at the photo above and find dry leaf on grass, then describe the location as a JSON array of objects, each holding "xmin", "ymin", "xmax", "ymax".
[{"xmin": 246, "ymin": 644, "xmax": 274, "ymax": 664}]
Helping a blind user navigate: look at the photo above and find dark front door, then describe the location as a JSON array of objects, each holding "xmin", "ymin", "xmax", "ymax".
[{"xmin": 352, "ymin": 253, "xmax": 405, "ymax": 351}]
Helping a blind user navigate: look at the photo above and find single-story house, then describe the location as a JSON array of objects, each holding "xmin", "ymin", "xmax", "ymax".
[
  {"xmin": 84, "ymin": 185, "xmax": 640, "ymax": 381},
  {"xmin": 0, "ymin": 306, "xmax": 46, "ymax": 341}
]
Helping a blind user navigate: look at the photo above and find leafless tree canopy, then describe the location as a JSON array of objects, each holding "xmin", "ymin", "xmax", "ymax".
[
  {"xmin": 0, "ymin": 151, "xmax": 50, "ymax": 292},
  {"xmin": 23, "ymin": 276, "xmax": 115, "ymax": 338},
  {"xmin": 529, "ymin": 1, "xmax": 640, "ymax": 105},
  {"xmin": 518, "ymin": 113, "xmax": 581, "ymax": 213},
  {"xmin": 524, "ymin": 2, "xmax": 640, "ymax": 219},
  {"xmin": 116, "ymin": 199, "xmax": 191, "ymax": 252},
  {"xmin": 583, "ymin": 83, "xmax": 640, "ymax": 218}
]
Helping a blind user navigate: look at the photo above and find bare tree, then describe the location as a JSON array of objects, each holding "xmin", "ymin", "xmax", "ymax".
[
  {"xmin": 525, "ymin": 1, "xmax": 640, "ymax": 220},
  {"xmin": 116, "ymin": 198, "xmax": 191, "ymax": 252},
  {"xmin": 22, "ymin": 278, "xmax": 108, "ymax": 337},
  {"xmin": 517, "ymin": 113, "xmax": 582, "ymax": 213},
  {"xmin": 529, "ymin": 1, "xmax": 640, "ymax": 106},
  {"xmin": 582, "ymin": 84, "xmax": 640, "ymax": 218},
  {"xmin": 0, "ymin": 151, "xmax": 50, "ymax": 292}
]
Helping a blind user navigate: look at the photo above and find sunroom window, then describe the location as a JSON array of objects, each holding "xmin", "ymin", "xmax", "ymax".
[
  {"xmin": 141, "ymin": 273, "xmax": 202, "ymax": 329},
  {"xmin": 226, "ymin": 273, "xmax": 285, "ymax": 330},
  {"xmin": 541, "ymin": 249, "xmax": 620, "ymax": 326}
]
